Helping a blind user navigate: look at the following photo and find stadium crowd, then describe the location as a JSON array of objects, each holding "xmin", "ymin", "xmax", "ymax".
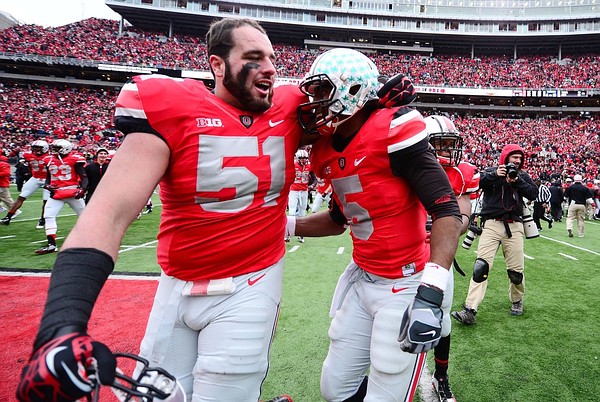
[
  {"xmin": 1, "ymin": 18, "xmax": 599, "ymax": 182},
  {"xmin": 1, "ymin": 18, "xmax": 600, "ymax": 88}
]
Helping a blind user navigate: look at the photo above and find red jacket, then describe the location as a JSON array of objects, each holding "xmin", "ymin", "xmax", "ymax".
[{"xmin": 0, "ymin": 156, "xmax": 11, "ymax": 187}]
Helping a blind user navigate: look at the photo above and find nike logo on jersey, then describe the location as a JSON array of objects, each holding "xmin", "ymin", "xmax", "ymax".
[
  {"xmin": 391, "ymin": 286, "xmax": 408, "ymax": 294},
  {"xmin": 269, "ymin": 119, "xmax": 284, "ymax": 127},
  {"xmin": 248, "ymin": 273, "xmax": 266, "ymax": 286},
  {"xmin": 419, "ymin": 330, "xmax": 438, "ymax": 338},
  {"xmin": 354, "ymin": 156, "xmax": 366, "ymax": 166}
]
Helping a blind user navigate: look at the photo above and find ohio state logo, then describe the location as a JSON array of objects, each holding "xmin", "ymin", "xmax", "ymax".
[{"xmin": 338, "ymin": 157, "xmax": 346, "ymax": 170}]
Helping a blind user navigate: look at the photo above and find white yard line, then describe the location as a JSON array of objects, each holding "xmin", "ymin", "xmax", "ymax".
[
  {"xmin": 337, "ymin": 247, "xmax": 345, "ymax": 255},
  {"xmin": 558, "ymin": 252, "xmax": 578, "ymax": 261},
  {"xmin": 118, "ymin": 240, "xmax": 158, "ymax": 253},
  {"xmin": 287, "ymin": 245, "xmax": 301, "ymax": 253},
  {"xmin": 540, "ymin": 235, "xmax": 600, "ymax": 256}
]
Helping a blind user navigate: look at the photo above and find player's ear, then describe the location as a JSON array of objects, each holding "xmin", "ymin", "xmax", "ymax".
[{"xmin": 209, "ymin": 55, "xmax": 226, "ymax": 78}]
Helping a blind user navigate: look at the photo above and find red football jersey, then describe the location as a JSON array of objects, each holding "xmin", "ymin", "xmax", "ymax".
[
  {"xmin": 43, "ymin": 152, "xmax": 86, "ymax": 188},
  {"xmin": 290, "ymin": 161, "xmax": 311, "ymax": 191},
  {"xmin": 315, "ymin": 177, "xmax": 332, "ymax": 195},
  {"xmin": 23, "ymin": 151, "xmax": 48, "ymax": 180},
  {"xmin": 115, "ymin": 75, "xmax": 305, "ymax": 281},
  {"xmin": 440, "ymin": 158, "xmax": 480, "ymax": 197},
  {"xmin": 311, "ymin": 107, "xmax": 430, "ymax": 279}
]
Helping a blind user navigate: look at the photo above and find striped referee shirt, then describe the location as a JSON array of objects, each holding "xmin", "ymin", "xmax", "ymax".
[{"xmin": 536, "ymin": 184, "xmax": 551, "ymax": 203}]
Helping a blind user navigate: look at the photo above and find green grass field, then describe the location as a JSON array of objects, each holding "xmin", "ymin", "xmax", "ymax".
[{"xmin": 1, "ymin": 183, "xmax": 599, "ymax": 401}]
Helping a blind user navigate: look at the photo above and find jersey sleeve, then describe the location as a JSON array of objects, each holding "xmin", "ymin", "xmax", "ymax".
[{"xmin": 386, "ymin": 107, "xmax": 429, "ymax": 156}]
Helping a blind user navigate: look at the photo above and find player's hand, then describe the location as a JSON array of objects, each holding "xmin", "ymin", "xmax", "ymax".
[
  {"xmin": 377, "ymin": 74, "xmax": 417, "ymax": 108},
  {"xmin": 74, "ymin": 188, "xmax": 86, "ymax": 199},
  {"xmin": 17, "ymin": 332, "xmax": 116, "ymax": 402},
  {"xmin": 43, "ymin": 184, "xmax": 57, "ymax": 197},
  {"xmin": 398, "ymin": 285, "xmax": 444, "ymax": 354}
]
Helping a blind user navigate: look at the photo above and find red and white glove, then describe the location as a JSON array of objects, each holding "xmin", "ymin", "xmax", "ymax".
[
  {"xmin": 377, "ymin": 74, "xmax": 417, "ymax": 108},
  {"xmin": 17, "ymin": 332, "xmax": 116, "ymax": 402},
  {"xmin": 398, "ymin": 263, "xmax": 449, "ymax": 354}
]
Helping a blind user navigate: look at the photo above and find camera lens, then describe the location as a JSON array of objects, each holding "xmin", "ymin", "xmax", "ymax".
[{"xmin": 462, "ymin": 230, "xmax": 476, "ymax": 249}]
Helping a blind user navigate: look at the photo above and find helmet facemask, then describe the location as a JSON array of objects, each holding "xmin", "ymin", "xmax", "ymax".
[{"xmin": 428, "ymin": 134, "xmax": 464, "ymax": 167}]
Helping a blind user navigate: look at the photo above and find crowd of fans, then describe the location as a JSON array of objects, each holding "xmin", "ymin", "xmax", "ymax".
[
  {"xmin": 1, "ymin": 18, "xmax": 599, "ymax": 181},
  {"xmin": 2, "ymin": 18, "xmax": 600, "ymax": 88}
]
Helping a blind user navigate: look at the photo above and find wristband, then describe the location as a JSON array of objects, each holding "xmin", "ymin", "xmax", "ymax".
[
  {"xmin": 34, "ymin": 248, "xmax": 114, "ymax": 350},
  {"xmin": 286, "ymin": 216, "xmax": 296, "ymax": 237},
  {"xmin": 421, "ymin": 262, "xmax": 450, "ymax": 291}
]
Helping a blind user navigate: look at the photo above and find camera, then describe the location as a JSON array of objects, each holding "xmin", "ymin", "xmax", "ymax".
[
  {"xmin": 461, "ymin": 224, "xmax": 483, "ymax": 249},
  {"xmin": 505, "ymin": 162, "xmax": 519, "ymax": 179}
]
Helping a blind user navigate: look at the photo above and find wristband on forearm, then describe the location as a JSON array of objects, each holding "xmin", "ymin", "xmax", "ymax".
[
  {"xmin": 34, "ymin": 248, "xmax": 114, "ymax": 350},
  {"xmin": 420, "ymin": 262, "xmax": 450, "ymax": 292}
]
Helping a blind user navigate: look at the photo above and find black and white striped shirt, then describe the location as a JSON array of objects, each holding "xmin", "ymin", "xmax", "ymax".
[{"xmin": 536, "ymin": 184, "xmax": 551, "ymax": 203}]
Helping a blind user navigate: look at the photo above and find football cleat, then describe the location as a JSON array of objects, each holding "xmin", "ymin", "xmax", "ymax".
[
  {"xmin": 36, "ymin": 218, "xmax": 46, "ymax": 229},
  {"xmin": 35, "ymin": 244, "xmax": 57, "ymax": 255},
  {"xmin": 432, "ymin": 376, "xmax": 456, "ymax": 402},
  {"xmin": 284, "ymin": 236, "xmax": 290, "ymax": 243},
  {"xmin": 297, "ymin": 237, "xmax": 305, "ymax": 243},
  {"xmin": 1, "ymin": 216, "xmax": 10, "ymax": 225},
  {"xmin": 261, "ymin": 395, "xmax": 293, "ymax": 402}
]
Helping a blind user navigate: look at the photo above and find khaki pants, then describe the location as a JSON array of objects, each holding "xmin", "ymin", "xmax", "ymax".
[
  {"xmin": 0, "ymin": 186, "xmax": 15, "ymax": 210},
  {"xmin": 566, "ymin": 203, "xmax": 586, "ymax": 236},
  {"xmin": 465, "ymin": 219, "xmax": 525, "ymax": 311}
]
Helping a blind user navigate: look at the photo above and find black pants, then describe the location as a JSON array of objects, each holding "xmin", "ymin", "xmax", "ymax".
[
  {"xmin": 550, "ymin": 202, "xmax": 563, "ymax": 221},
  {"xmin": 533, "ymin": 202, "xmax": 552, "ymax": 229}
]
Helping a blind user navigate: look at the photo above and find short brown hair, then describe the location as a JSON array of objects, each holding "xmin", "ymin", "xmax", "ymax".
[{"xmin": 206, "ymin": 18, "xmax": 267, "ymax": 60}]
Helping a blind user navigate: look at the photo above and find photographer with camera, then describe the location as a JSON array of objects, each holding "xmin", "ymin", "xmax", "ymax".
[{"xmin": 452, "ymin": 144, "xmax": 538, "ymax": 324}]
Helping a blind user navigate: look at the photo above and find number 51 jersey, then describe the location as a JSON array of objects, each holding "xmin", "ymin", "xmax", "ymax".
[{"xmin": 115, "ymin": 75, "xmax": 305, "ymax": 281}]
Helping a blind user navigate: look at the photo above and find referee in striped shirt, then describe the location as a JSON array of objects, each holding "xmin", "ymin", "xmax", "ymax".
[{"xmin": 533, "ymin": 179, "xmax": 553, "ymax": 230}]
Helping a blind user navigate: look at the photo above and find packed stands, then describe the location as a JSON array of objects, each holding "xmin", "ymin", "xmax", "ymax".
[
  {"xmin": 1, "ymin": 18, "xmax": 600, "ymax": 88},
  {"xmin": 1, "ymin": 18, "xmax": 599, "ymax": 180}
]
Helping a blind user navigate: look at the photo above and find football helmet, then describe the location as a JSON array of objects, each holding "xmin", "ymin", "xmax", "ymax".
[
  {"xmin": 298, "ymin": 48, "xmax": 379, "ymax": 136},
  {"xmin": 31, "ymin": 140, "xmax": 49, "ymax": 156},
  {"xmin": 50, "ymin": 139, "xmax": 74, "ymax": 156},
  {"xmin": 295, "ymin": 149, "xmax": 309, "ymax": 160},
  {"xmin": 425, "ymin": 115, "xmax": 463, "ymax": 167},
  {"xmin": 105, "ymin": 353, "xmax": 186, "ymax": 402}
]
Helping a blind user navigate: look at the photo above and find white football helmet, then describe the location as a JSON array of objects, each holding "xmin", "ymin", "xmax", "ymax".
[
  {"xmin": 295, "ymin": 149, "xmax": 309, "ymax": 160},
  {"xmin": 425, "ymin": 115, "xmax": 463, "ymax": 167},
  {"xmin": 31, "ymin": 140, "xmax": 49, "ymax": 156},
  {"xmin": 298, "ymin": 48, "xmax": 379, "ymax": 135},
  {"xmin": 50, "ymin": 139, "xmax": 74, "ymax": 156}
]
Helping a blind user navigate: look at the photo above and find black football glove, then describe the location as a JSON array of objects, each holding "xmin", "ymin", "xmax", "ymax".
[
  {"xmin": 17, "ymin": 332, "xmax": 116, "ymax": 402},
  {"xmin": 398, "ymin": 285, "xmax": 443, "ymax": 354},
  {"xmin": 377, "ymin": 74, "xmax": 417, "ymax": 108}
]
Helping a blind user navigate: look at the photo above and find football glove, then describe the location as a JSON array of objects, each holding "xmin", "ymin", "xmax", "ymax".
[
  {"xmin": 398, "ymin": 285, "xmax": 444, "ymax": 354},
  {"xmin": 377, "ymin": 74, "xmax": 417, "ymax": 108},
  {"xmin": 17, "ymin": 331, "xmax": 116, "ymax": 402},
  {"xmin": 74, "ymin": 188, "xmax": 86, "ymax": 199}
]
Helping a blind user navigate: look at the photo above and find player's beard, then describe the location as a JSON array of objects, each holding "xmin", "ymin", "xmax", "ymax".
[{"xmin": 223, "ymin": 60, "xmax": 273, "ymax": 113}]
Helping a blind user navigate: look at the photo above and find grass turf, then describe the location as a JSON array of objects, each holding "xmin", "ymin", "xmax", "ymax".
[{"xmin": 1, "ymin": 184, "xmax": 599, "ymax": 401}]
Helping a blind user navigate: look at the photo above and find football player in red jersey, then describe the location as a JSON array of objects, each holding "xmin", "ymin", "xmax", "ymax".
[
  {"xmin": 1, "ymin": 140, "xmax": 51, "ymax": 227},
  {"xmin": 289, "ymin": 49, "xmax": 462, "ymax": 402},
  {"xmin": 425, "ymin": 115, "xmax": 480, "ymax": 402},
  {"xmin": 16, "ymin": 18, "xmax": 310, "ymax": 402},
  {"xmin": 16, "ymin": 19, "xmax": 416, "ymax": 402},
  {"xmin": 311, "ymin": 176, "xmax": 332, "ymax": 213},
  {"xmin": 286, "ymin": 148, "xmax": 312, "ymax": 242},
  {"xmin": 34, "ymin": 139, "xmax": 87, "ymax": 254}
]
